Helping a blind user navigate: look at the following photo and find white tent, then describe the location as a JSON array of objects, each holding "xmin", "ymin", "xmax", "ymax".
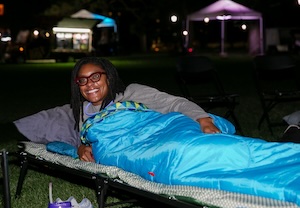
[
  {"xmin": 185, "ymin": 0, "xmax": 263, "ymax": 55},
  {"xmin": 71, "ymin": 9, "xmax": 117, "ymax": 32}
]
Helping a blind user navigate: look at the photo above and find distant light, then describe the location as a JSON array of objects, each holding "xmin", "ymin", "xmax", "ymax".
[
  {"xmin": 188, "ymin": 48, "xmax": 193, "ymax": 53},
  {"xmin": 1, "ymin": 37, "xmax": 11, "ymax": 42},
  {"xmin": 204, "ymin": 17, "xmax": 210, "ymax": 23},
  {"xmin": 75, "ymin": 34, "xmax": 81, "ymax": 39},
  {"xmin": 216, "ymin": 15, "xmax": 232, "ymax": 20},
  {"xmin": 241, "ymin": 24, "xmax": 247, "ymax": 30},
  {"xmin": 81, "ymin": 34, "xmax": 88, "ymax": 40},
  {"xmin": 53, "ymin": 27, "xmax": 91, "ymax": 33},
  {"xmin": 0, "ymin": 4, "xmax": 4, "ymax": 16},
  {"xmin": 56, "ymin": 33, "xmax": 64, "ymax": 38},
  {"xmin": 298, "ymin": 0, "xmax": 300, "ymax": 5},
  {"xmin": 64, "ymin": 33, "xmax": 72, "ymax": 39},
  {"xmin": 45, "ymin": 32, "xmax": 50, "ymax": 38},
  {"xmin": 19, "ymin": 47, "xmax": 24, "ymax": 52},
  {"xmin": 33, "ymin": 30, "xmax": 39, "ymax": 36},
  {"xmin": 170, "ymin": 15, "xmax": 177, "ymax": 23},
  {"xmin": 182, "ymin": 30, "xmax": 188, "ymax": 36}
]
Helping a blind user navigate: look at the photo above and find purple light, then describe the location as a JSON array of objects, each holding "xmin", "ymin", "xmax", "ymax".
[
  {"xmin": 188, "ymin": 0, "xmax": 261, "ymax": 20},
  {"xmin": 216, "ymin": 15, "xmax": 232, "ymax": 20},
  {"xmin": 186, "ymin": 0, "xmax": 264, "ymax": 55}
]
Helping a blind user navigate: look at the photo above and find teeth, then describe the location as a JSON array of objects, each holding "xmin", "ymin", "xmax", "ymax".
[{"xmin": 88, "ymin": 89, "xmax": 98, "ymax": 93}]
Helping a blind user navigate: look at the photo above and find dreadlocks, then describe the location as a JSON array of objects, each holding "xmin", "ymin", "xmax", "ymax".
[{"xmin": 70, "ymin": 57, "xmax": 126, "ymax": 131}]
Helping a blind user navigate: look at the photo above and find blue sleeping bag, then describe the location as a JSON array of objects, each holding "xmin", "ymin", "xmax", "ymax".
[{"xmin": 81, "ymin": 101, "xmax": 300, "ymax": 206}]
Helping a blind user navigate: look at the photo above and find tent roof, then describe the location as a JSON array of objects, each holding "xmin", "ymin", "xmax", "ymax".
[
  {"xmin": 187, "ymin": 0, "xmax": 261, "ymax": 21},
  {"xmin": 71, "ymin": 9, "xmax": 116, "ymax": 29},
  {"xmin": 56, "ymin": 18, "xmax": 98, "ymax": 29}
]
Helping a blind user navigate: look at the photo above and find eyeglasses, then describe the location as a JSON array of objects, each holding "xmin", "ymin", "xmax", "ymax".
[{"xmin": 75, "ymin": 72, "xmax": 106, "ymax": 86}]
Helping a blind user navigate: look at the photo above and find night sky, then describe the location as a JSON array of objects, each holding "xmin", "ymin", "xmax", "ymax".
[
  {"xmin": 1, "ymin": 0, "xmax": 299, "ymax": 29},
  {"xmin": 0, "ymin": 0, "xmax": 299, "ymax": 45}
]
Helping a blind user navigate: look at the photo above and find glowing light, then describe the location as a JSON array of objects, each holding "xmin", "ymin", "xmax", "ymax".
[
  {"xmin": 170, "ymin": 15, "xmax": 178, "ymax": 23},
  {"xmin": 75, "ymin": 34, "xmax": 81, "ymax": 39},
  {"xmin": 204, "ymin": 17, "xmax": 210, "ymax": 23},
  {"xmin": 56, "ymin": 33, "xmax": 64, "ymax": 38},
  {"xmin": 64, "ymin": 33, "xmax": 72, "ymax": 39},
  {"xmin": 33, "ymin": 30, "xmax": 39, "ymax": 36},
  {"xmin": 81, "ymin": 34, "xmax": 88, "ymax": 40},
  {"xmin": 0, "ymin": 4, "xmax": 4, "ymax": 16},
  {"xmin": 45, "ymin": 32, "xmax": 50, "ymax": 38},
  {"xmin": 241, "ymin": 24, "xmax": 247, "ymax": 30},
  {"xmin": 216, "ymin": 15, "xmax": 232, "ymax": 20},
  {"xmin": 1, "ymin": 37, "xmax": 11, "ymax": 42},
  {"xmin": 188, "ymin": 48, "xmax": 193, "ymax": 53},
  {"xmin": 182, "ymin": 30, "xmax": 188, "ymax": 36},
  {"xmin": 53, "ymin": 27, "xmax": 91, "ymax": 33},
  {"xmin": 19, "ymin": 47, "xmax": 24, "ymax": 52}
]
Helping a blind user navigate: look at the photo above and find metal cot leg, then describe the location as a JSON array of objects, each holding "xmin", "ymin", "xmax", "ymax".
[
  {"xmin": 1, "ymin": 149, "xmax": 11, "ymax": 208},
  {"xmin": 15, "ymin": 152, "xmax": 28, "ymax": 198}
]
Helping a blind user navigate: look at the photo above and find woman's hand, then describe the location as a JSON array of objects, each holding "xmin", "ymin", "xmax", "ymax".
[
  {"xmin": 78, "ymin": 144, "xmax": 95, "ymax": 162},
  {"xmin": 197, "ymin": 117, "xmax": 220, "ymax": 133}
]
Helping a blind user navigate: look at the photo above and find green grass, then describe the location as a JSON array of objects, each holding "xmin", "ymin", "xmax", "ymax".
[{"xmin": 1, "ymin": 53, "xmax": 299, "ymax": 207}]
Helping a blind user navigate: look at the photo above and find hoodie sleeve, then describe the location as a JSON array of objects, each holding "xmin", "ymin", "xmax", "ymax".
[{"xmin": 115, "ymin": 83, "xmax": 210, "ymax": 121}]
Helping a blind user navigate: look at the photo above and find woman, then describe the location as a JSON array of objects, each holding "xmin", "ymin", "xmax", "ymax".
[
  {"xmin": 76, "ymin": 58, "xmax": 300, "ymax": 204},
  {"xmin": 70, "ymin": 57, "xmax": 220, "ymax": 162}
]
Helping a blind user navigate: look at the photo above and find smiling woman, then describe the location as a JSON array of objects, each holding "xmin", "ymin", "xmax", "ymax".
[
  {"xmin": 13, "ymin": 56, "xmax": 219, "ymax": 162},
  {"xmin": 75, "ymin": 64, "xmax": 109, "ymax": 106}
]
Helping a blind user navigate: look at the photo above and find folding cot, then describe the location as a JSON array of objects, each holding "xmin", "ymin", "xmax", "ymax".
[{"xmin": 15, "ymin": 141, "xmax": 299, "ymax": 208}]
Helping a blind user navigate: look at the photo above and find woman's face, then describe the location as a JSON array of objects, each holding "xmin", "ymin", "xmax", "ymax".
[{"xmin": 76, "ymin": 63, "xmax": 109, "ymax": 106}]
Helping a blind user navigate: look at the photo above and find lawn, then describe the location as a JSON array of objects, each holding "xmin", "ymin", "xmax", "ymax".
[{"xmin": 0, "ymin": 53, "xmax": 299, "ymax": 207}]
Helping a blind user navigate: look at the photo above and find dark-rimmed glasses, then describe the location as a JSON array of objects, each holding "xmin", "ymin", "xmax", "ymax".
[{"xmin": 75, "ymin": 72, "xmax": 106, "ymax": 86}]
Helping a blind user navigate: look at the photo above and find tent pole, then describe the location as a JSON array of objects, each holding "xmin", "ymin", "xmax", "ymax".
[
  {"xmin": 184, "ymin": 19, "xmax": 189, "ymax": 49},
  {"xmin": 259, "ymin": 17, "xmax": 264, "ymax": 55},
  {"xmin": 220, "ymin": 20, "xmax": 225, "ymax": 56}
]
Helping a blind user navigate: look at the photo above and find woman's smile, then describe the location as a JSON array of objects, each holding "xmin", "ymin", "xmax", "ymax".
[{"xmin": 86, "ymin": 88, "xmax": 99, "ymax": 94}]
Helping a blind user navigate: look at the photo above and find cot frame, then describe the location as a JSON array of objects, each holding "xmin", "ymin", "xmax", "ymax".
[
  {"xmin": 1, "ymin": 149, "xmax": 11, "ymax": 208},
  {"xmin": 14, "ymin": 144, "xmax": 204, "ymax": 208}
]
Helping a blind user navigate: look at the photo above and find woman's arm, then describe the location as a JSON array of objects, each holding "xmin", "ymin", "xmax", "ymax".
[{"xmin": 115, "ymin": 83, "xmax": 220, "ymax": 133}]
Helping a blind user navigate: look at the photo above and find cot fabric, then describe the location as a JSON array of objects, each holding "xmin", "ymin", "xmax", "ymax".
[
  {"xmin": 23, "ymin": 142, "xmax": 299, "ymax": 208},
  {"xmin": 81, "ymin": 101, "xmax": 300, "ymax": 206}
]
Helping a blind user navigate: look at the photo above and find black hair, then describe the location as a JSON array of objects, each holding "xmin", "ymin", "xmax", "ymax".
[{"xmin": 70, "ymin": 57, "xmax": 126, "ymax": 131}]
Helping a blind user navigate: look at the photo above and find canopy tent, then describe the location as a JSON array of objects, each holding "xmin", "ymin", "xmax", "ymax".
[
  {"xmin": 185, "ymin": 0, "xmax": 263, "ymax": 55},
  {"xmin": 71, "ymin": 9, "xmax": 117, "ymax": 32},
  {"xmin": 55, "ymin": 18, "xmax": 99, "ymax": 29},
  {"xmin": 52, "ymin": 10, "xmax": 117, "ymax": 54}
]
